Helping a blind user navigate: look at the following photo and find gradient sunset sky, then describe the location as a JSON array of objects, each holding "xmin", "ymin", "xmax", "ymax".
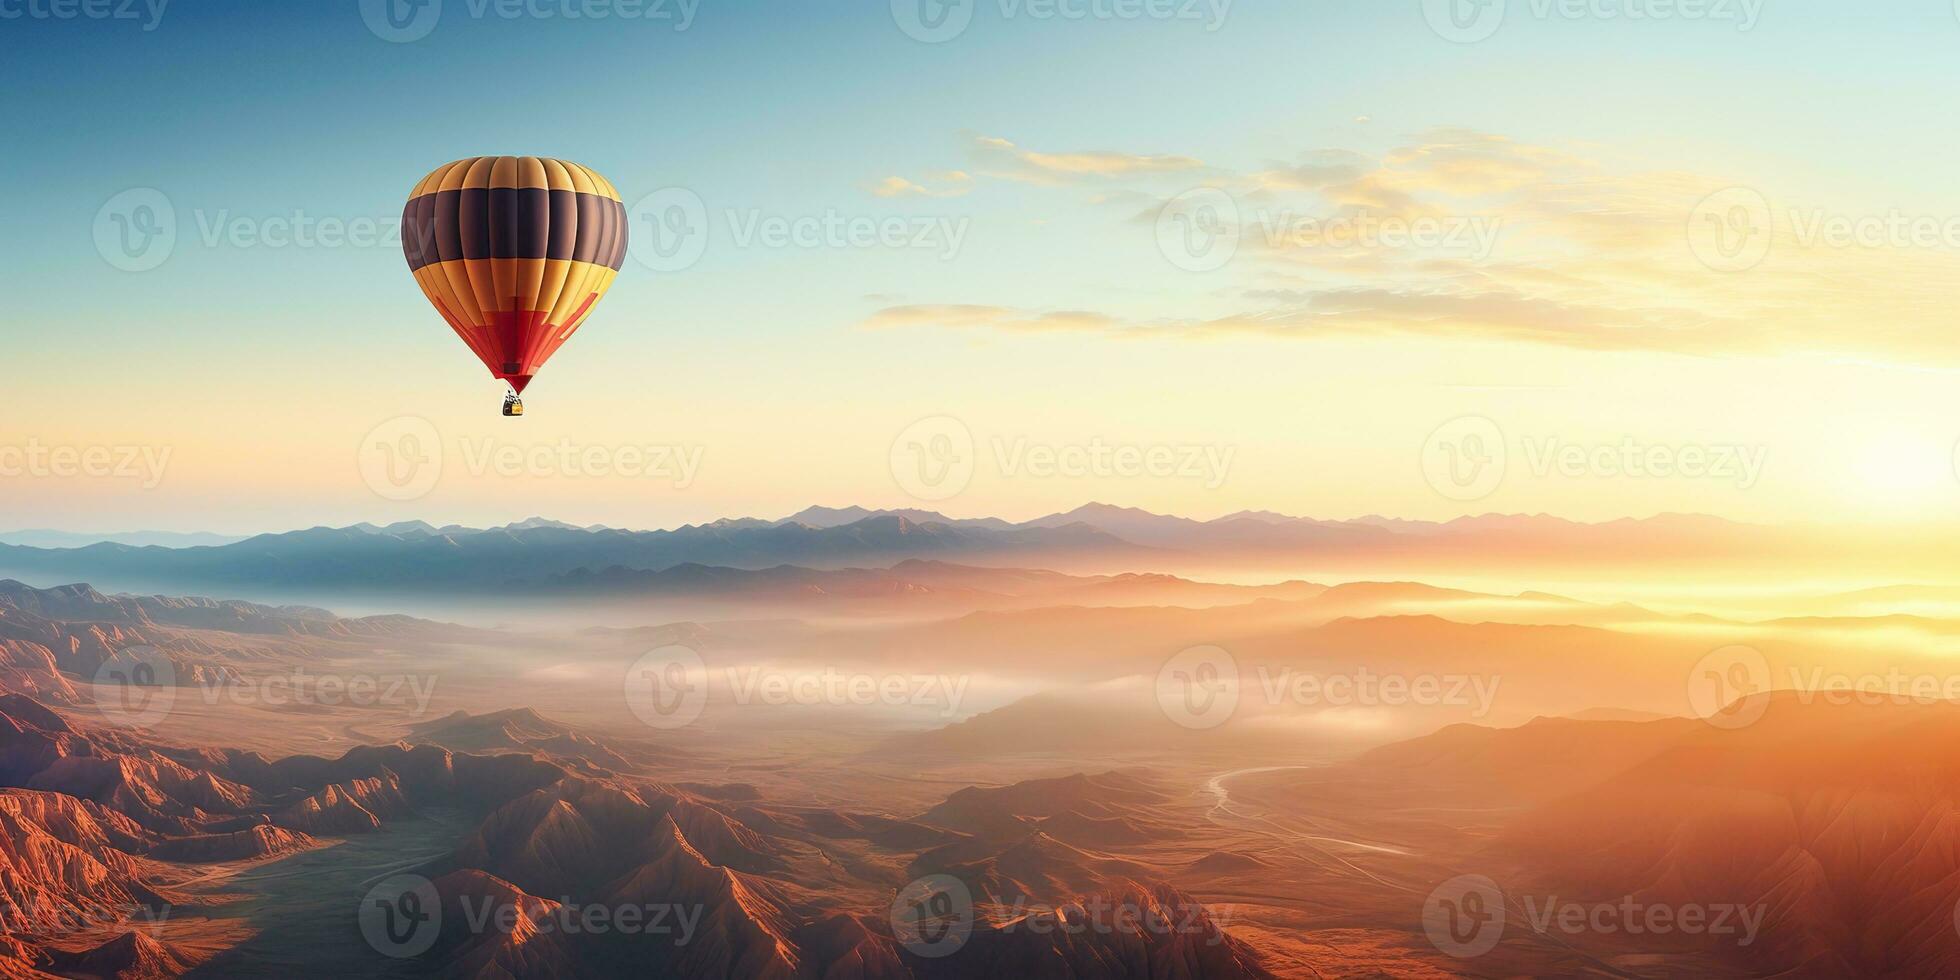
[{"xmin": 6, "ymin": 0, "xmax": 1960, "ymax": 533}]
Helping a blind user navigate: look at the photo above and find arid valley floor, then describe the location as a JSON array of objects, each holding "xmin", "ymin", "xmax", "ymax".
[{"xmin": 4, "ymin": 508, "xmax": 1960, "ymax": 978}]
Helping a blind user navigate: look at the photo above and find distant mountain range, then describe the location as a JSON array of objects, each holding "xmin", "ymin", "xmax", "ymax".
[
  {"xmin": 539, "ymin": 558, "xmax": 1326, "ymax": 610},
  {"xmin": 0, "ymin": 529, "xmax": 248, "ymax": 549},
  {"xmin": 0, "ymin": 503, "xmax": 1803, "ymax": 599}
]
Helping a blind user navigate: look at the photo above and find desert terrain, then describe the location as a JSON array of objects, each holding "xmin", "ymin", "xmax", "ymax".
[{"xmin": 2, "ymin": 507, "xmax": 1959, "ymax": 977}]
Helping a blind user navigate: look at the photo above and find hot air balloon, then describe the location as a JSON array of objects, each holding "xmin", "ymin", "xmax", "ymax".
[{"xmin": 401, "ymin": 156, "xmax": 628, "ymax": 415}]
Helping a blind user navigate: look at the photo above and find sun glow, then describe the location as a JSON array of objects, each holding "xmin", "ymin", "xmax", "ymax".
[{"xmin": 1853, "ymin": 434, "xmax": 1955, "ymax": 505}]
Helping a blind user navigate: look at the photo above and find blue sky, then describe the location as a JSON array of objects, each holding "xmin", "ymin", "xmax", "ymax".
[{"xmin": 6, "ymin": 0, "xmax": 1960, "ymax": 531}]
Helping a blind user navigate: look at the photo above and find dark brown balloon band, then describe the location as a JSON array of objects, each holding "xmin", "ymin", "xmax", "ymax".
[{"xmin": 402, "ymin": 188, "xmax": 628, "ymax": 272}]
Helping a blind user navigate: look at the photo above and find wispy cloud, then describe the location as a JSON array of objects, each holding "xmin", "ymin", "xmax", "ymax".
[
  {"xmin": 867, "ymin": 128, "xmax": 1960, "ymax": 365},
  {"xmin": 864, "ymin": 305, "xmax": 1119, "ymax": 333},
  {"xmin": 971, "ymin": 135, "xmax": 1205, "ymax": 185},
  {"xmin": 868, "ymin": 171, "xmax": 973, "ymax": 198}
]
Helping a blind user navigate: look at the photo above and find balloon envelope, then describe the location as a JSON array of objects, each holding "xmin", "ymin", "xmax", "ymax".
[{"xmin": 401, "ymin": 156, "xmax": 627, "ymax": 393}]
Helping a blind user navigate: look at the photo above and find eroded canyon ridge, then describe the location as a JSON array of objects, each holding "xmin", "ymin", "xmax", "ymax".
[{"xmin": 4, "ymin": 509, "xmax": 1960, "ymax": 978}]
